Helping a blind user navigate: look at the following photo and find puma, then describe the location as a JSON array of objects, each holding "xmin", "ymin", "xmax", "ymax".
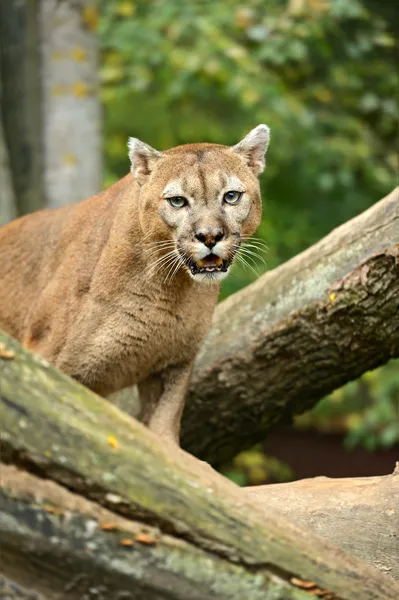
[{"xmin": 0, "ymin": 125, "xmax": 270, "ymax": 445}]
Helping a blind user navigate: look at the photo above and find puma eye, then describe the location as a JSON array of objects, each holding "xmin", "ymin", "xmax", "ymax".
[
  {"xmin": 167, "ymin": 196, "xmax": 188, "ymax": 209},
  {"xmin": 223, "ymin": 191, "xmax": 242, "ymax": 205}
]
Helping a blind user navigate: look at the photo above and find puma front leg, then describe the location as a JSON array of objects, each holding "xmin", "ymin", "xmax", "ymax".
[{"xmin": 138, "ymin": 362, "xmax": 194, "ymax": 445}]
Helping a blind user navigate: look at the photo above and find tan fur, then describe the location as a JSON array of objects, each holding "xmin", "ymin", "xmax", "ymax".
[{"xmin": 0, "ymin": 126, "xmax": 270, "ymax": 444}]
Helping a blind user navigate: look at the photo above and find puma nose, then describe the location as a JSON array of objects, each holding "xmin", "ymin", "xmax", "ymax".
[{"xmin": 195, "ymin": 229, "xmax": 224, "ymax": 249}]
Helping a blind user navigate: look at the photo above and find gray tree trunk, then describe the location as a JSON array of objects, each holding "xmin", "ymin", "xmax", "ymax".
[
  {"xmin": 0, "ymin": 90, "xmax": 16, "ymax": 225},
  {"xmin": 0, "ymin": 0, "xmax": 44, "ymax": 217},
  {"xmin": 0, "ymin": 0, "xmax": 101, "ymax": 221},
  {"xmin": 40, "ymin": 0, "xmax": 101, "ymax": 208}
]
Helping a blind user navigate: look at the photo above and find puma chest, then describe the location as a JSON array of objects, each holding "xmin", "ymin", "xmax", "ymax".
[{"xmin": 98, "ymin": 292, "xmax": 213, "ymax": 390}]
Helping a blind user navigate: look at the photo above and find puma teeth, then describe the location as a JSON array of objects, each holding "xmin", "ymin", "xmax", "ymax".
[
  {"xmin": 188, "ymin": 257, "xmax": 229, "ymax": 275},
  {"xmin": 197, "ymin": 256, "xmax": 223, "ymax": 268}
]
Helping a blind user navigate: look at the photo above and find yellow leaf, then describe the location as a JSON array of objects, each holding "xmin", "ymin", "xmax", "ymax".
[
  {"xmin": 329, "ymin": 292, "xmax": 336, "ymax": 302},
  {"xmin": 63, "ymin": 153, "xmax": 77, "ymax": 166},
  {"xmin": 72, "ymin": 82, "xmax": 89, "ymax": 97},
  {"xmin": 82, "ymin": 5, "xmax": 99, "ymax": 32},
  {"xmin": 107, "ymin": 435, "xmax": 119, "ymax": 450},
  {"xmin": 71, "ymin": 47, "xmax": 87, "ymax": 62},
  {"xmin": 117, "ymin": 1, "xmax": 136, "ymax": 17},
  {"xmin": 0, "ymin": 343, "xmax": 15, "ymax": 359}
]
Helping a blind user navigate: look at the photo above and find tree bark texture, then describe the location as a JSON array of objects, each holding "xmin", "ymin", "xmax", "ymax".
[
  {"xmin": 0, "ymin": 84, "xmax": 17, "ymax": 225},
  {"xmin": 1, "ymin": 332, "xmax": 398, "ymax": 600},
  {"xmin": 0, "ymin": 0, "xmax": 101, "ymax": 218},
  {"xmin": 246, "ymin": 466, "xmax": 399, "ymax": 580},
  {"xmin": 40, "ymin": 0, "xmax": 102, "ymax": 208},
  {"xmin": 0, "ymin": 465, "xmax": 310, "ymax": 600},
  {"xmin": 181, "ymin": 188, "xmax": 399, "ymax": 464},
  {"xmin": 0, "ymin": 0, "xmax": 44, "ymax": 216},
  {"xmin": 1, "ymin": 464, "xmax": 397, "ymax": 598}
]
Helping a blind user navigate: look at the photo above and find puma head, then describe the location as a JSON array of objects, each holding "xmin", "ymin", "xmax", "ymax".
[{"xmin": 128, "ymin": 124, "xmax": 270, "ymax": 283}]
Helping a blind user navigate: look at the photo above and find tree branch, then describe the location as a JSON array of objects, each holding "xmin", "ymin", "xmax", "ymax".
[
  {"xmin": 182, "ymin": 188, "xmax": 399, "ymax": 464},
  {"xmin": 246, "ymin": 465, "xmax": 399, "ymax": 580},
  {"xmin": 1, "ymin": 333, "xmax": 398, "ymax": 600}
]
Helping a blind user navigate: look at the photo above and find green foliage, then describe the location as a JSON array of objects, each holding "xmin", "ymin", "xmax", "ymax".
[
  {"xmin": 221, "ymin": 445, "xmax": 294, "ymax": 486},
  {"xmin": 296, "ymin": 359, "xmax": 399, "ymax": 450},
  {"xmin": 98, "ymin": 0, "xmax": 397, "ymax": 291},
  {"xmin": 98, "ymin": 0, "xmax": 398, "ymax": 450}
]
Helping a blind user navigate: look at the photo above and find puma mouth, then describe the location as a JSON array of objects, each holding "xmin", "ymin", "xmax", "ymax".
[{"xmin": 190, "ymin": 254, "xmax": 230, "ymax": 275}]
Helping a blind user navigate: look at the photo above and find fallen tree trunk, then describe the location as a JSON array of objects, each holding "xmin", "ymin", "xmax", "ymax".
[
  {"xmin": 247, "ymin": 466, "xmax": 399, "ymax": 580},
  {"xmin": 1, "ymin": 332, "xmax": 399, "ymax": 600},
  {"xmin": 181, "ymin": 188, "xmax": 399, "ymax": 463},
  {"xmin": 2, "ymin": 465, "xmax": 300, "ymax": 600},
  {"xmin": 2, "ymin": 463, "xmax": 398, "ymax": 591}
]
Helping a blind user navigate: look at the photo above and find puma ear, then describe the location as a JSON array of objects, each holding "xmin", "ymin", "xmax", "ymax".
[
  {"xmin": 231, "ymin": 124, "xmax": 270, "ymax": 176},
  {"xmin": 128, "ymin": 137, "xmax": 162, "ymax": 185}
]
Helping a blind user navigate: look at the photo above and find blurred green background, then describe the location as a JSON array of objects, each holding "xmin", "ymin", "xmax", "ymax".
[
  {"xmin": 97, "ymin": 0, "xmax": 398, "ymax": 481},
  {"xmin": 99, "ymin": 0, "xmax": 397, "ymax": 297}
]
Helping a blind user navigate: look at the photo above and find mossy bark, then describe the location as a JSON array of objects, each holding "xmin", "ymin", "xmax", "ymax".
[
  {"xmin": 1, "ymin": 333, "xmax": 398, "ymax": 600},
  {"xmin": 0, "ymin": 466, "xmax": 309, "ymax": 600},
  {"xmin": 181, "ymin": 188, "xmax": 399, "ymax": 463}
]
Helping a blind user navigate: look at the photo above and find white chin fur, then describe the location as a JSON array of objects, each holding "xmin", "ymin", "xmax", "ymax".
[{"xmin": 190, "ymin": 270, "xmax": 229, "ymax": 284}]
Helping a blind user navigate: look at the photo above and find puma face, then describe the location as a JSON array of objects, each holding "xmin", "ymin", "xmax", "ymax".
[{"xmin": 128, "ymin": 125, "xmax": 270, "ymax": 284}]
